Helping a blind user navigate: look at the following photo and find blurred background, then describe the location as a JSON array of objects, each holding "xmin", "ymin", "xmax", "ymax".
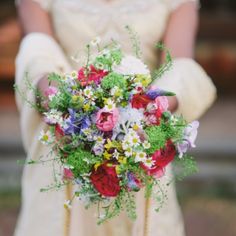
[{"xmin": 0, "ymin": 0, "xmax": 236, "ymax": 235}]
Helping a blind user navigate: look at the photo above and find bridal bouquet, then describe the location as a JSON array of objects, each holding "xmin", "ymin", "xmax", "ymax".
[{"xmin": 18, "ymin": 36, "xmax": 198, "ymax": 224}]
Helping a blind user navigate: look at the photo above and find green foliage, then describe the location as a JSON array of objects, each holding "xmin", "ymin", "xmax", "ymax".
[
  {"xmin": 145, "ymin": 125, "xmax": 167, "ymax": 154},
  {"xmin": 172, "ymin": 154, "xmax": 198, "ymax": 181},
  {"xmin": 153, "ymin": 43, "xmax": 173, "ymax": 80},
  {"xmin": 160, "ymin": 116, "xmax": 187, "ymax": 142},
  {"xmin": 93, "ymin": 43, "xmax": 123, "ymax": 71},
  {"xmin": 101, "ymin": 72, "xmax": 127, "ymax": 90},
  {"xmin": 66, "ymin": 149, "xmax": 101, "ymax": 177},
  {"xmin": 125, "ymin": 25, "xmax": 142, "ymax": 58}
]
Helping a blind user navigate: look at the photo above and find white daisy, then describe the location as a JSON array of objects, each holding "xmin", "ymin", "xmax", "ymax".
[
  {"xmin": 124, "ymin": 147, "xmax": 133, "ymax": 157},
  {"xmin": 134, "ymin": 151, "xmax": 147, "ymax": 163},
  {"xmin": 143, "ymin": 158, "xmax": 155, "ymax": 168},
  {"xmin": 104, "ymin": 98, "xmax": 116, "ymax": 111},
  {"xmin": 64, "ymin": 200, "xmax": 72, "ymax": 210},
  {"xmin": 83, "ymin": 86, "xmax": 93, "ymax": 98},
  {"xmin": 143, "ymin": 141, "xmax": 151, "ymax": 149},
  {"xmin": 38, "ymin": 130, "xmax": 54, "ymax": 145},
  {"xmin": 128, "ymin": 134, "xmax": 140, "ymax": 147},
  {"xmin": 122, "ymin": 139, "xmax": 131, "ymax": 150}
]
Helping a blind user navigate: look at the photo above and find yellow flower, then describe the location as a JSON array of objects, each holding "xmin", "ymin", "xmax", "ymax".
[
  {"xmin": 103, "ymin": 151, "xmax": 112, "ymax": 160},
  {"xmin": 132, "ymin": 124, "xmax": 139, "ymax": 131},
  {"xmin": 83, "ymin": 103, "xmax": 91, "ymax": 112},
  {"xmin": 134, "ymin": 75, "xmax": 152, "ymax": 87},
  {"xmin": 118, "ymin": 156, "xmax": 127, "ymax": 164},
  {"xmin": 104, "ymin": 139, "xmax": 113, "ymax": 150},
  {"xmin": 115, "ymin": 165, "xmax": 121, "ymax": 174},
  {"xmin": 71, "ymin": 70, "xmax": 78, "ymax": 78},
  {"xmin": 72, "ymin": 95, "xmax": 79, "ymax": 102},
  {"xmin": 94, "ymin": 162, "xmax": 101, "ymax": 170}
]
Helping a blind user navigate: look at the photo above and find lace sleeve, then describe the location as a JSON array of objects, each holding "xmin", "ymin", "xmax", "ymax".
[{"xmin": 165, "ymin": 0, "xmax": 200, "ymax": 11}]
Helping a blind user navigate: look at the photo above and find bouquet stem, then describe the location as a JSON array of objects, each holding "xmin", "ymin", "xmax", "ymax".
[
  {"xmin": 144, "ymin": 197, "xmax": 150, "ymax": 236},
  {"xmin": 64, "ymin": 183, "xmax": 72, "ymax": 236}
]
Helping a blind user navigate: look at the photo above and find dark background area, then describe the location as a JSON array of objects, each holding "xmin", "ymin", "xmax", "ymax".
[{"xmin": 0, "ymin": 1, "xmax": 236, "ymax": 236}]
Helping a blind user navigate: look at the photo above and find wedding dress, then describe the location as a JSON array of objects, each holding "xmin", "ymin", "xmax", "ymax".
[{"xmin": 14, "ymin": 0, "xmax": 216, "ymax": 235}]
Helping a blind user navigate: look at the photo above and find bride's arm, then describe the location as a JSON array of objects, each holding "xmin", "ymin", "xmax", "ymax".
[
  {"xmin": 15, "ymin": 0, "xmax": 71, "ymax": 112},
  {"xmin": 18, "ymin": 0, "xmax": 54, "ymax": 37},
  {"xmin": 163, "ymin": 2, "xmax": 198, "ymax": 59},
  {"xmin": 161, "ymin": 2, "xmax": 199, "ymax": 112},
  {"xmin": 155, "ymin": 1, "xmax": 216, "ymax": 121}
]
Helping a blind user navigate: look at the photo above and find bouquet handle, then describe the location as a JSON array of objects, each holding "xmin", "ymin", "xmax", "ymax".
[
  {"xmin": 64, "ymin": 183, "xmax": 72, "ymax": 236},
  {"xmin": 144, "ymin": 197, "xmax": 150, "ymax": 236}
]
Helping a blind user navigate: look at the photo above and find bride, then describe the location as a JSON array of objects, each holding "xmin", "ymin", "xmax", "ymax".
[{"xmin": 14, "ymin": 0, "xmax": 216, "ymax": 235}]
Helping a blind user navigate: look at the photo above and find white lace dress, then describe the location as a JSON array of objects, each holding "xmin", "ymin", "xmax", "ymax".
[{"xmin": 14, "ymin": 0, "xmax": 216, "ymax": 236}]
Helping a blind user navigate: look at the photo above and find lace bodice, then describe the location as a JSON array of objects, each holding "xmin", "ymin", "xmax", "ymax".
[
  {"xmin": 33, "ymin": 0, "xmax": 199, "ymax": 12},
  {"xmin": 17, "ymin": 0, "xmax": 199, "ymax": 70}
]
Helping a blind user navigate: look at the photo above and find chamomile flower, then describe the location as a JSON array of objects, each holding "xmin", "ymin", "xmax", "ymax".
[
  {"xmin": 83, "ymin": 86, "xmax": 93, "ymax": 98},
  {"xmin": 132, "ymin": 123, "xmax": 141, "ymax": 131},
  {"xmin": 94, "ymin": 135, "xmax": 105, "ymax": 144},
  {"xmin": 64, "ymin": 200, "xmax": 72, "ymax": 210},
  {"xmin": 143, "ymin": 158, "xmax": 155, "ymax": 168},
  {"xmin": 124, "ymin": 147, "xmax": 133, "ymax": 157},
  {"xmin": 134, "ymin": 151, "xmax": 147, "ymax": 163},
  {"xmin": 38, "ymin": 130, "xmax": 54, "ymax": 145},
  {"xmin": 122, "ymin": 139, "xmax": 131, "ymax": 150},
  {"xmin": 104, "ymin": 98, "xmax": 116, "ymax": 111},
  {"xmin": 70, "ymin": 70, "xmax": 78, "ymax": 79},
  {"xmin": 127, "ymin": 129, "xmax": 137, "ymax": 137},
  {"xmin": 128, "ymin": 134, "xmax": 140, "ymax": 147},
  {"xmin": 143, "ymin": 140, "xmax": 151, "ymax": 149},
  {"xmin": 110, "ymin": 86, "xmax": 122, "ymax": 98},
  {"xmin": 43, "ymin": 109, "xmax": 63, "ymax": 125}
]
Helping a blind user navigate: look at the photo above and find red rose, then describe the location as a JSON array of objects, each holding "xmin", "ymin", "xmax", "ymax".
[
  {"xmin": 78, "ymin": 65, "xmax": 108, "ymax": 86},
  {"xmin": 142, "ymin": 140, "xmax": 176, "ymax": 177},
  {"xmin": 55, "ymin": 123, "xmax": 64, "ymax": 140},
  {"xmin": 90, "ymin": 163, "xmax": 121, "ymax": 197},
  {"xmin": 131, "ymin": 94, "xmax": 152, "ymax": 109}
]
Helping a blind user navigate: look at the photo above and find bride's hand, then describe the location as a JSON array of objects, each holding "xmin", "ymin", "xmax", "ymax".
[
  {"xmin": 36, "ymin": 74, "xmax": 57, "ymax": 112},
  {"xmin": 167, "ymin": 96, "xmax": 178, "ymax": 112}
]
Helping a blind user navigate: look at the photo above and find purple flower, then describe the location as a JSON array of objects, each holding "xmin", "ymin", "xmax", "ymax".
[
  {"xmin": 92, "ymin": 144, "xmax": 104, "ymax": 156},
  {"xmin": 127, "ymin": 172, "xmax": 141, "ymax": 192},
  {"xmin": 81, "ymin": 116, "xmax": 91, "ymax": 131},
  {"xmin": 146, "ymin": 87, "xmax": 175, "ymax": 100},
  {"xmin": 63, "ymin": 109, "xmax": 91, "ymax": 135},
  {"xmin": 177, "ymin": 121, "xmax": 199, "ymax": 157}
]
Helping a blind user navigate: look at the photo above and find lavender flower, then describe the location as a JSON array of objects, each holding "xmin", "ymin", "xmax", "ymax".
[
  {"xmin": 92, "ymin": 144, "xmax": 104, "ymax": 156},
  {"xmin": 146, "ymin": 88, "xmax": 175, "ymax": 100},
  {"xmin": 127, "ymin": 172, "xmax": 141, "ymax": 192},
  {"xmin": 63, "ymin": 109, "xmax": 91, "ymax": 135},
  {"xmin": 177, "ymin": 121, "xmax": 199, "ymax": 158}
]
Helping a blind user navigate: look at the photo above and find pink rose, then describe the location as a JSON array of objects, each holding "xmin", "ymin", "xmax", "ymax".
[
  {"xmin": 145, "ymin": 96, "xmax": 169, "ymax": 125},
  {"xmin": 96, "ymin": 108, "xmax": 119, "ymax": 132},
  {"xmin": 155, "ymin": 96, "xmax": 168, "ymax": 113}
]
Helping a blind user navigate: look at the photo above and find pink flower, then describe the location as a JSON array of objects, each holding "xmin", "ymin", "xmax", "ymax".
[
  {"xmin": 145, "ymin": 96, "xmax": 169, "ymax": 125},
  {"xmin": 63, "ymin": 168, "xmax": 74, "ymax": 180},
  {"xmin": 96, "ymin": 108, "xmax": 119, "ymax": 132},
  {"xmin": 45, "ymin": 86, "xmax": 58, "ymax": 99},
  {"xmin": 155, "ymin": 96, "xmax": 169, "ymax": 113}
]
